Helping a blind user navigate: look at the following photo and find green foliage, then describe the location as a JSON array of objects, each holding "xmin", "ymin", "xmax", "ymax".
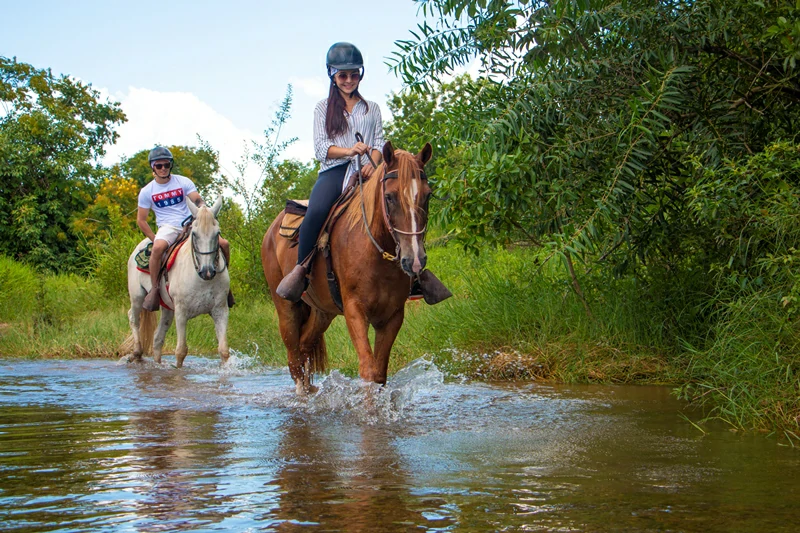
[
  {"xmin": 386, "ymin": 0, "xmax": 800, "ymax": 431},
  {"xmin": 90, "ymin": 230, "xmax": 144, "ymax": 300},
  {"xmin": 390, "ymin": 0, "xmax": 800, "ymax": 274},
  {"xmin": 215, "ymin": 85, "xmax": 319, "ymax": 296},
  {"xmin": 0, "ymin": 56, "xmax": 126, "ymax": 272},
  {"xmin": 0, "ymin": 255, "xmax": 38, "ymax": 322}
]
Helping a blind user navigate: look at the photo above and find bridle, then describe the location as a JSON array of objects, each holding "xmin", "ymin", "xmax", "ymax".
[
  {"xmin": 354, "ymin": 134, "xmax": 428, "ymax": 262},
  {"xmin": 190, "ymin": 226, "xmax": 226, "ymax": 276}
]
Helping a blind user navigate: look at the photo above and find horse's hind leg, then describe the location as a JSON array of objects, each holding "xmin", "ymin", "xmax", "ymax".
[
  {"xmin": 274, "ymin": 299, "xmax": 312, "ymax": 395},
  {"xmin": 127, "ymin": 307, "xmax": 143, "ymax": 361},
  {"xmin": 211, "ymin": 306, "xmax": 230, "ymax": 365},
  {"xmin": 297, "ymin": 309, "xmax": 334, "ymax": 394},
  {"xmin": 153, "ymin": 308, "xmax": 174, "ymax": 364}
]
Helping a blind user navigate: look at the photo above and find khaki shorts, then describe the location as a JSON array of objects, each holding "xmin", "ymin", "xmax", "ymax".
[{"xmin": 153, "ymin": 225, "xmax": 183, "ymax": 245}]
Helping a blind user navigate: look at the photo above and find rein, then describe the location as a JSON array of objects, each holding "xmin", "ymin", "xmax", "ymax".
[{"xmin": 353, "ymin": 132, "xmax": 428, "ymax": 263}]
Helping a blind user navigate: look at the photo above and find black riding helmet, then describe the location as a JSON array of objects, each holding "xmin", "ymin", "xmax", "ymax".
[
  {"xmin": 326, "ymin": 42, "xmax": 364, "ymax": 78},
  {"xmin": 148, "ymin": 146, "xmax": 173, "ymax": 165}
]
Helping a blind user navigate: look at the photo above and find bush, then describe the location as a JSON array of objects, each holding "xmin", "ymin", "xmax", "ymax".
[
  {"xmin": 0, "ymin": 255, "xmax": 38, "ymax": 322},
  {"xmin": 91, "ymin": 230, "xmax": 144, "ymax": 301}
]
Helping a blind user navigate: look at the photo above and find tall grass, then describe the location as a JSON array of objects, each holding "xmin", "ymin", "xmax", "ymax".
[
  {"xmin": 0, "ymin": 255, "xmax": 38, "ymax": 323},
  {"xmin": 1, "ymin": 245, "xmax": 797, "ymax": 432},
  {"xmin": 677, "ymin": 287, "xmax": 800, "ymax": 436}
]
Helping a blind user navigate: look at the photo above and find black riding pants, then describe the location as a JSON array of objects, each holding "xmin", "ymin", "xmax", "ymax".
[{"xmin": 296, "ymin": 163, "xmax": 349, "ymax": 263}]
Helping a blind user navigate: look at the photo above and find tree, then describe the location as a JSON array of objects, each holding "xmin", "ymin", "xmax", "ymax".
[
  {"xmin": 385, "ymin": 74, "xmax": 475, "ymax": 178},
  {"xmin": 0, "ymin": 56, "xmax": 126, "ymax": 271},
  {"xmin": 215, "ymin": 85, "xmax": 319, "ymax": 295},
  {"xmin": 389, "ymin": 0, "xmax": 800, "ymax": 279}
]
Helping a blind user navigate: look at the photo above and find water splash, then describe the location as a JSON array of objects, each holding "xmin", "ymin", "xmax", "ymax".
[{"xmin": 304, "ymin": 358, "xmax": 443, "ymax": 424}]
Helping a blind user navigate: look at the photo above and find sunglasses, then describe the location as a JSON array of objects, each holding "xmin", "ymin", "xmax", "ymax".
[
  {"xmin": 335, "ymin": 71, "xmax": 361, "ymax": 81},
  {"xmin": 153, "ymin": 163, "xmax": 172, "ymax": 170}
]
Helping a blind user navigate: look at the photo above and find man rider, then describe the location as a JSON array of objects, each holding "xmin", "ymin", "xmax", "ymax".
[{"xmin": 137, "ymin": 146, "xmax": 234, "ymax": 311}]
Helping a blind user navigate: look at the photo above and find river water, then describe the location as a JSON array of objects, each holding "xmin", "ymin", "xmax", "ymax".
[{"xmin": 0, "ymin": 355, "xmax": 797, "ymax": 532}]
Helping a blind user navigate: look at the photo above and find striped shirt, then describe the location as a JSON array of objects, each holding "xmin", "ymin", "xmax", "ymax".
[{"xmin": 313, "ymin": 98, "xmax": 385, "ymax": 177}]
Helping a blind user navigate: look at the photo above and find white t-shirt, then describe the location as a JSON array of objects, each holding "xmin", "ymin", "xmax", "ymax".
[{"xmin": 137, "ymin": 174, "xmax": 198, "ymax": 228}]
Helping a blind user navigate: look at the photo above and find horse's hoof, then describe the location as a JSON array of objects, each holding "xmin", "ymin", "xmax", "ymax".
[
  {"xmin": 294, "ymin": 382, "xmax": 318, "ymax": 396},
  {"xmin": 118, "ymin": 353, "xmax": 140, "ymax": 365}
]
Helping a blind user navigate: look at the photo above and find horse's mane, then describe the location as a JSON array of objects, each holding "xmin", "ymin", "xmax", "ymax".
[
  {"xmin": 343, "ymin": 149, "xmax": 421, "ymax": 232},
  {"xmin": 193, "ymin": 204, "xmax": 216, "ymax": 232}
]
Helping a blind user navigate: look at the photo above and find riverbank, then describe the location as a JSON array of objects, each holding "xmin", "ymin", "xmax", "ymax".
[{"xmin": 1, "ymin": 246, "xmax": 797, "ymax": 435}]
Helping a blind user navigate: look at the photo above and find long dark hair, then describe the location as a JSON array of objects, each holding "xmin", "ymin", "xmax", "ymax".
[{"xmin": 325, "ymin": 80, "xmax": 368, "ymax": 139}]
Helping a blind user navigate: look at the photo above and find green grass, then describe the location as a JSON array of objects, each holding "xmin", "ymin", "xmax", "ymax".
[{"xmin": 1, "ymin": 247, "xmax": 798, "ymax": 435}]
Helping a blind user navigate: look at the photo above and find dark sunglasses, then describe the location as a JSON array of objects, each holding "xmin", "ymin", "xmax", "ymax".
[
  {"xmin": 335, "ymin": 71, "xmax": 361, "ymax": 81},
  {"xmin": 153, "ymin": 162, "xmax": 172, "ymax": 170}
]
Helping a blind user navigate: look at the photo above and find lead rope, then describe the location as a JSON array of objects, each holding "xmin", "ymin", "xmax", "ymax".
[{"xmin": 355, "ymin": 132, "xmax": 398, "ymax": 262}]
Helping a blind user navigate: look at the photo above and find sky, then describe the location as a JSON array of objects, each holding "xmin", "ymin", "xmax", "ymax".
[{"xmin": 1, "ymin": 0, "xmax": 455, "ymax": 184}]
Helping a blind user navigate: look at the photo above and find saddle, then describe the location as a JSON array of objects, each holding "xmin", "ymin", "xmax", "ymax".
[
  {"xmin": 278, "ymin": 174, "xmax": 367, "ymax": 311},
  {"xmin": 135, "ymin": 230, "xmax": 190, "ymax": 276}
]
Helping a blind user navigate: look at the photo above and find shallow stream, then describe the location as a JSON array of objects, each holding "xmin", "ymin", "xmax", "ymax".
[{"xmin": 0, "ymin": 356, "xmax": 797, "ymax": 532}]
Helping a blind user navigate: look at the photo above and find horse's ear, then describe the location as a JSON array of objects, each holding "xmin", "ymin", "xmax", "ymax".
[
  {"xmin": 187, "ymin": 198, "xmax": 199, "ymax": 217},
  {"xmin": 418, "ymin": 143, "xmax": 433, "ymax": 166},
  {"xmin": 383, "ymin": 141, "xmax": 395, "ymax": 167},
  {"xmin": 211, "ymin": 195, "xmax": 223, "ymax": 218}
]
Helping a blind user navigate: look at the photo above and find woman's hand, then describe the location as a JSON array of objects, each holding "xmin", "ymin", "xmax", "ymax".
[
  {"xmin": 361, "ymin": 163, "xmax": 375, "ymax": 178},
  {"xmin": 348, "ymin": 142, "xmax": 369, "ymax": 157}
]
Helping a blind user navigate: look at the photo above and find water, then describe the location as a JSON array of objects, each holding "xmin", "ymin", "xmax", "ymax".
[{"xmin": 0, "ymin": 355, "xmax": 798, "ymax": 532}]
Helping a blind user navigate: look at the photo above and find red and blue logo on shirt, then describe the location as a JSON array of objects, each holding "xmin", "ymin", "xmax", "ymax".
[{"xmin": 152, "ymin": 188, "xmax": 184, "ymax": 208}]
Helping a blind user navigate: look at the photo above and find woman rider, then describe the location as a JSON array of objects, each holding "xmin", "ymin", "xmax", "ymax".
[{"xmin": 276, "ymin": 42, "xmax": 450, "ymax": 305}]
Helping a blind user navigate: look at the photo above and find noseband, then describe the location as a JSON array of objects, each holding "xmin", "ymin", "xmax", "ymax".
[{"xmin": 191, "ymin": 229, "xmax": 226, "ymax": 276}]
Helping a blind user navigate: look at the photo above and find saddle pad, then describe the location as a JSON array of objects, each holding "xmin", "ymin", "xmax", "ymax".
[
  {"xmin": 134, "ymin": 242, "xmax": 153, "ymax": 269},
  {"xmin": 135, "ymin": 240, "xmax": 186, "ymax": 274},
  {"xmin": 280, "ymin": 199, "xmax": 309, "ymax": 240}
]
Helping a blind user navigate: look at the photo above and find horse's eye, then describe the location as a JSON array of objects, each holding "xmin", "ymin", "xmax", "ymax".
[{"xmin": 385, "ymin": 193, "xmax": 396, "ymax": 204}]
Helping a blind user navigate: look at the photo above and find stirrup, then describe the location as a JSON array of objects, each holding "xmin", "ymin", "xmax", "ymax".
[{"xmin": 408, "ymin": 277, "xmax": 424, "ymax": 301}]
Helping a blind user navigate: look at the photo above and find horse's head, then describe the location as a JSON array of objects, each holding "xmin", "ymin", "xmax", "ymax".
[
  {"xmin": 381, "ymin": 141, "xmax": 433, "ymax": 276},
  {"xmin": 187, "ymin": 196, "xmax": 223, "ymax": 280}
]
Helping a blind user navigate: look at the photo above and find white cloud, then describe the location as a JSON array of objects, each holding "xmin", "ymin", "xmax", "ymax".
[
  {"xmin": 288, "ymin": 76, "xmax": 330, "ymax": 100},
  {"xmin": 102, "ymin": 87, "xmax": 261, "ymax": 188}
]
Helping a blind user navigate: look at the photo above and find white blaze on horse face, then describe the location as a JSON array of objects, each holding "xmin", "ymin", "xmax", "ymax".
[{"xmin": 409, "ymin": 178, "xmax": 424, "ymax": 273}]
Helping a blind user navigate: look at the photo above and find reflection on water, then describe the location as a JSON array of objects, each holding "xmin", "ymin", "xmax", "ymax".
[{"xmin": 0, "ymin": 356, "xmax": 798, "ymax": 532}]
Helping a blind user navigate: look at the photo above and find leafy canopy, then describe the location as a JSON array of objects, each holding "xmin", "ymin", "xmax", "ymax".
[
  {"xmin": 389, "ymin": 0, "xmax": 800, "ymax": 278},
  {"xmin": 0, "ymin": 56, "xmax": 126, "ymax": 271}
]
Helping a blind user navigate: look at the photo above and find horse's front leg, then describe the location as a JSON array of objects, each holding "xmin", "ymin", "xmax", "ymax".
[
  {"xmin": 153, "ymin": 307, "xmax": 174, "ymax": 364},
  {"xmin": 372, "ymin": 308, "xmax": 406, "ymax": 385},
  {"xmin": 210, "ymin": 305, "xmax": 229, "ymax": 365},
  {"xmin": 174, "ymin": 308, "xmax": 189, "ymax": 368},
  {"xmin": 343, "ymin": 301, "xmax": 381, "ymax": 383}
]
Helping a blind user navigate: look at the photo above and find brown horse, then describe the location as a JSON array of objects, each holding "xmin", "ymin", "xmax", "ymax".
[{"xmin": 261, "ymin": 141, "xmax": 433, "ymax": 395}]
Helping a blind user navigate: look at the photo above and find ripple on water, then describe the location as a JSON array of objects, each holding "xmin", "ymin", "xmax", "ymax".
[{"xmin": 1, "ymin": 355, "xmax": 799, "ymax": 533}]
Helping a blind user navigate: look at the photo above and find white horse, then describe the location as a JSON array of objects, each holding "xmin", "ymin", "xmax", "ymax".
[{"xmin": 126, "ymin": 196, "xmax": 230, "ymax": 367}]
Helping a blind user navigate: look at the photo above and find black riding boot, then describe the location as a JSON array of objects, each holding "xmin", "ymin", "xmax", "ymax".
[
  {"xmin": 418, "ymin": 269, "xmax": 452, "ymax": 305},
  {"xmin": 142, "ymin": 287, "xmax": 161, "ymax": 311},
  {"xmin": 276, "ymin": 264, "xmax": 308, "ymax": 302}
]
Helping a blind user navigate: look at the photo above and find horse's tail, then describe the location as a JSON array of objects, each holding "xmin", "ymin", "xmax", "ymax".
[
  {"xmin": 138, "ymin": 309, "xmax": 157, "ymax": 355},
  {"xmin": 307, "ymin": 334, "xmax": 328, "ymax": 376}
]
